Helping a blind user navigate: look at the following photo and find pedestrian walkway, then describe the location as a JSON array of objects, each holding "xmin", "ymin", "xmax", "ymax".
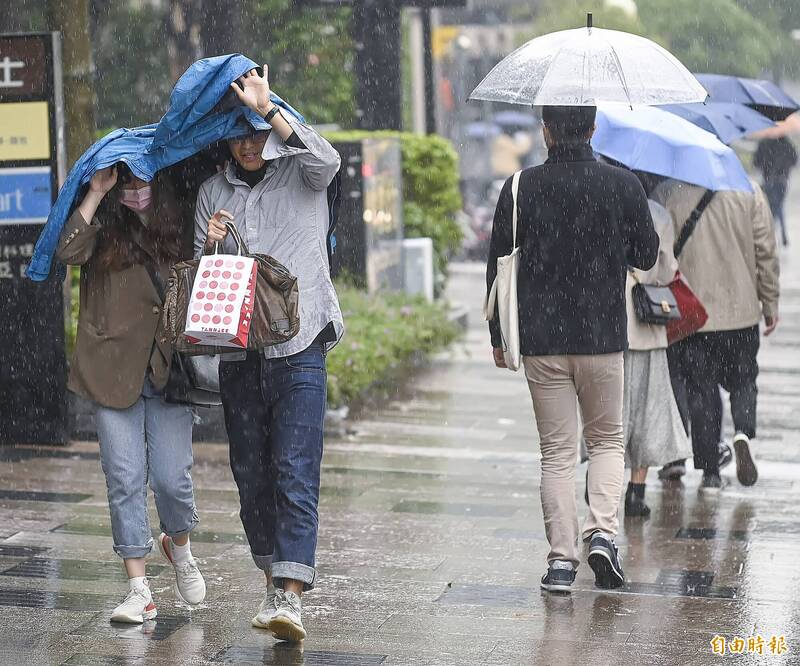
[{"xmin": 1, "ymin": 190, "xmax": 799, "ymax": 664}]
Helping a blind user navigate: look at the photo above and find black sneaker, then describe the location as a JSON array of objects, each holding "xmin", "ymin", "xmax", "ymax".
[
  {"xmin": 718, "ymin": 441, "xmax": 733, "ymax": 470},
  {"xmin": 658, "ymin": 460, "xmax": 686, "ymax": 481},
  {"xmin": 733, "ymin": 434, "xmax": 758, "ymax": 487},
  {"xmin": 699, "ymin": 472, "xmax": 725, "ymax": 493},
  {"xmin": 587, "ymin": 533, "xmax": 624, "ymax": 589},
  {"xmin": 540, "ymin": 562, "xmax": 576, "ymax": 593}
]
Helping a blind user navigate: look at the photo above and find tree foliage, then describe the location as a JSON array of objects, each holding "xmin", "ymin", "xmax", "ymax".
[{"xmin": 529, "ymin": 0, "xmax": 781, "ymax": 79}]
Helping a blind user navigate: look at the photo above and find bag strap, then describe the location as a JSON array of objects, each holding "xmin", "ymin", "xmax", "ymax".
[
  {"xmin": 673, "ymin": 190, "xmax": 716, "ymax": 259},
  {"xmin": 511, "ymin": 170, "xmax": 521, "ymax": 249}
]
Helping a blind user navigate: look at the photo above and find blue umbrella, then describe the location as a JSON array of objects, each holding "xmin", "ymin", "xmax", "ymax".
[
  {"xmin": 694, "ymin": 74, "xmax": 799, "ymax": 121},
  {"xmin": 492, "ymin": 110, "xmax": 537, "ymax": 128},
  {"xmin": 592, "ymin": 105, "xmax": 753, "ymax": 192},
  {"xmin": 465, "ymin": 121, "xmax": 502, "ymax": 139},
  {"xmin": 660, "ymin": 102, "xmax": 775, "ymax": 144}
]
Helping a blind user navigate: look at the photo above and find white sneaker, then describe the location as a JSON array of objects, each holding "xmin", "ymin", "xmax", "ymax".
[
  {"xmin": 266, "ymin": 589, "xmax": 307, "ymax": 642},
  {"xmin": 733, "ymin": 433, "xmax": 758, "ymax": 487},
  {"xmin": 158, "ymin": 533, "xmax": 206, "ymax": 605},
  {"xmin": 110, "ymin": 586, "xmax": 157, "ymax": 624},
  {"xmin": 251, "ymin": 584, "xmax": 277, "ymax": 628}
]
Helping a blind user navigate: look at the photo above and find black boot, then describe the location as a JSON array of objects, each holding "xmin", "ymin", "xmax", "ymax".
[{"xmin": 625, "ymin": 482, "xmax": 650, "ymax": 517}]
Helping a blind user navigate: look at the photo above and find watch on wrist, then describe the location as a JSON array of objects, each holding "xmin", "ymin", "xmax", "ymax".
[{"xmin": 264, "ymin": 105, "xmax": 281, "ymax": 123}]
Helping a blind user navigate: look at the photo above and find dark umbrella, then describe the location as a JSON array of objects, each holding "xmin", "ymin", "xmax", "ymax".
[
  {"xmin": 694, "ymin": 74, "xmax": 800, "ymax": 121},
  {"xmin": 660, "ymin": 102, "xmax": 775, "ymax": 144}
]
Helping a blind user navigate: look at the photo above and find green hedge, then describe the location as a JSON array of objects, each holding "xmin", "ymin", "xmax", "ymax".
[
  {"xmin": 325, "ymin": 131, "xmax": 463, "ymax": 290},
  {"xmin": 326, "ymin": 285, "xmax": 460, "ymax": 408}
]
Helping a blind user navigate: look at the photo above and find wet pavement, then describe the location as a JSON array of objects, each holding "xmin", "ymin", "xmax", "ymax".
[{"xmin": 2, "ymin": 187, "xmax": 800, "ymax": 665}]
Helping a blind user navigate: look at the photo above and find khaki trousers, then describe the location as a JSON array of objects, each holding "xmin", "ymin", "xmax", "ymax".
[{"xmin": 523, "ymin": 353, "xmax": 624, "ymax": 568}]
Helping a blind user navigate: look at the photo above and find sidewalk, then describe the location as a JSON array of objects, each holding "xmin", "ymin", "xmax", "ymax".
[{"xmin": 1, "ymin": 186, "xmax": 799, "ymax": 664}]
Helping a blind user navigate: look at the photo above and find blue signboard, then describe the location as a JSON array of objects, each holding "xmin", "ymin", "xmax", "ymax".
[{"xmin": 0, "ymin": 166, "xmax": 51, "ymax": 224}]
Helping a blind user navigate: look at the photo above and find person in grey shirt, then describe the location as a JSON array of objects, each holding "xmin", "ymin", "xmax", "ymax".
[{"xmin": 195, "ymin": 65, "xmax": 342, "ymax": 643}]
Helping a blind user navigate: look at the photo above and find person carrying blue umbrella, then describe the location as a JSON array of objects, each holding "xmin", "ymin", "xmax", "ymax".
[{"xmin": 592, "ymin": 104, "xmax": 781, "ymax": 491}]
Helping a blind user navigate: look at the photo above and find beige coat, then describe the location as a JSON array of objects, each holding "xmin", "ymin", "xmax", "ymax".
[
  {"xmin": 653, "ymin": 180, "xmax": 779, "ymax": 332},
  {"xmin": 626, "ymin": 201, "xmax": 678, "ymax": 351},
  {"xmin": 56, "ymin": 210, "xmax": 172, "ymax": 409}
]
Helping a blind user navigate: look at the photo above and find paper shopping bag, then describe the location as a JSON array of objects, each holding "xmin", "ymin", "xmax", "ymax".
[{"xmin": 183, "ymin": 254, "xmax": 258, "ymax": 348}]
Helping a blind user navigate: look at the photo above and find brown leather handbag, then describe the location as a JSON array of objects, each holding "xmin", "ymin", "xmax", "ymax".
[{"xmin": 162, "ymin": 222, "xmax": 300, "ymax": 355}]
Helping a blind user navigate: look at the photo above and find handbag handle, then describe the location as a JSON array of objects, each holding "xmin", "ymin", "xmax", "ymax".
[{"xmin": 208, "ymin": 220, "xmax": 251, "ymax": 256}]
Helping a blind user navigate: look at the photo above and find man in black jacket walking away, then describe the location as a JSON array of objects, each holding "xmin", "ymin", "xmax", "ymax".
[{"xmin": 487, "ymin": 106, "xmax": 658, "ymax": 593}]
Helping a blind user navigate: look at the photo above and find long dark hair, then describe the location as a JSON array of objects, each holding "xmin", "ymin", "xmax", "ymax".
[{"xmin": 94, "ymin": 165, "xmax": 190, "ymax": 272}]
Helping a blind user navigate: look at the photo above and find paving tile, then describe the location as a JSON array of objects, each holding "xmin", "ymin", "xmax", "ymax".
[
  {"xmin": 72, "ymin": 614, "xmax": 190, "ymax": 642},
  {"xmin": 390, "ymin": 500, "xmax": 519, "ymax": 517},
  {"xmin": 675, "ymin": 527, "xmax": 749, "ymax": 541},
  {"xmin": 0, "ymin": 557, "xmax": 165, "ymax": 582},
  {"xmin": 435, "ymin": 582, "xmax": 533, "ymax": 607},
  {"xmin": 213, "ymin": 646, "xmax": 387, "ymax": 664},
  {"xmin": 0, "ymin": 489, "xmax": 92, "ymax": 503},
  {"xmin": 0, "ymin": 544, "xmax": 50, "ymax": 557}
]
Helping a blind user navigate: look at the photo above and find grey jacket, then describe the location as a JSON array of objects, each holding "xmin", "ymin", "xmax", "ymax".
[{"xmin": 194, "ymin": 117, "xmax": 344, "ymax": 358}]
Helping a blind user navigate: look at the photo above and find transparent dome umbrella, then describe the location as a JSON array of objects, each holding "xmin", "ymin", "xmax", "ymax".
[{"xmin": 469, "ymin": 14, "xmax": 707, "ymax": 107}]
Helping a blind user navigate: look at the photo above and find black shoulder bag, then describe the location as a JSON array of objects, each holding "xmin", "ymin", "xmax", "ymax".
[{"xmin": 631, "ymin": 189, "xmax": 716, "ymax": 325}]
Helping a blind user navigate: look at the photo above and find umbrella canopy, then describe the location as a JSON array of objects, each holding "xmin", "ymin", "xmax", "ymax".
[
  {"xmin": 660, "ymin": 102, "xmax": 775, "ymax": 144},
  {"xmin": 592, "ymin": 104, "xmax": 753, "ymax": 192},
  {"xmin": 469, "ymin": 17, "xmax": 707, "ymax": 107},
  {"xmin": 492, "ymin": 110, "xmax": 537, "ymax": 129},
  {"xmin": 694, "ymin": 74, "xmax": 800, "ymax": 121}
]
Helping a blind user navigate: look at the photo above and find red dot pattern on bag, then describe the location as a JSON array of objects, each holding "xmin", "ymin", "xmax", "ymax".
[
  {"xmin": 227, "ymin": 293, "xmax": 236, "ymax": 301},
  {"xmin": 235, "ymin": 261, "xmax": 245, "ymax": 270},
  {"xmin": 209, "ymin": 281, "xmax": 218, "ymax": 289},
  {"xmin": 196, "ymin": 291, "xmax": 205, "ymax": 300},
  {"xmin": 191, "ymin": 314, "xmax": 200, "ymax": 323},
  {"xmin": 223, "ymin": 316, "xmax": 232, "ymax": 325},
  {"xmin": 225, "ymin": 304, "xmax": 234, "ymax": 313},
  {"xmin": 202, "ymin": 270, "xmax": 210, "ymax": 278},
  {"xmin": 215, "ymin": 259, "xmax": 224, "ymax": 267},
  {"xmin": 204, "ymin": 303, "xmax": 213, "ymax": 311},
  {"xmin": 222, "ymin": 271, "xmax": 231, "ymax": 279},
  {"xmin": 233, "ymin": 272, "xmax": 242, "ymax": 280},
  {"xmin": 216, "ymin": 292, "xmax": 226, "ymax": 301},
  {"xmin": 230, "ymin": 283, "xmax": 239, "ymax": 291},
  {"xmin": 199, "ymin": 281, "xmax": 208, "ymax": 289},
  {"xmin": 212, "ymin": 315, "xmax": 221, "ymax": 324},
  {"xmin": 202, "ymin": 314, "xmax": 210, "ymax": 323},
  {"xmin": 212, "ymin": 270, "xmax": 220, "ymax": 278}
]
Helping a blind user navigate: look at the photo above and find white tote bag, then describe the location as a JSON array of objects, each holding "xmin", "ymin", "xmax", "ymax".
[{"xmin": 484, "ymin": 170, "xmax": 522, "ymax": 372}]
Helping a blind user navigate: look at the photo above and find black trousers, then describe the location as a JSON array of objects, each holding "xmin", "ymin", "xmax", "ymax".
[{"xmin": 670, "ymin": 326, "xmax": 759, "ymax": 474}]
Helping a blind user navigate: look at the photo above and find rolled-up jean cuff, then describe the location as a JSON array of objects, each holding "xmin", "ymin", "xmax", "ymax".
[
  {"xmin": 161, "ymin": 512, "xmax": 200, "ymax": 539},
  {"xmin": 252, "ymin": 552, "xmax": 274, "ymax": 571},
  {"xmin": 272, "ymin": 561, "xmax": 317, "ymax": 590},
  {"xmin": 113, "ymin": 538, "xmax": 154, "ymax": 560}
]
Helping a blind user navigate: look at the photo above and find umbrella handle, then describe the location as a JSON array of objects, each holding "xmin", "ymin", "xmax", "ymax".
[{"xmin": 587, "ymin": 12, "xmax": 593, "ymax": 29}]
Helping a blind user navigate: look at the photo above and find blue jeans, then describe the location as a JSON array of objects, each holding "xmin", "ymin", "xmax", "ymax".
[
  {"xmin": 95, "ymin": 379, "xmax": 198, "ymax": 559},
  {"xmin": 218, "ymin": 343, "xmax": 326, "ymax": 590}
]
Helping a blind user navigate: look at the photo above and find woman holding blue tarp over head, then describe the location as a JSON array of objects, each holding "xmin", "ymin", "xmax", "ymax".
[
  {"xmin": 195, "ymin": 65, "xmax": 343, "ymax": 643},
  {"xmin": 56, "ymin": 163, "xmax": 206, "ymax": 624}
]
